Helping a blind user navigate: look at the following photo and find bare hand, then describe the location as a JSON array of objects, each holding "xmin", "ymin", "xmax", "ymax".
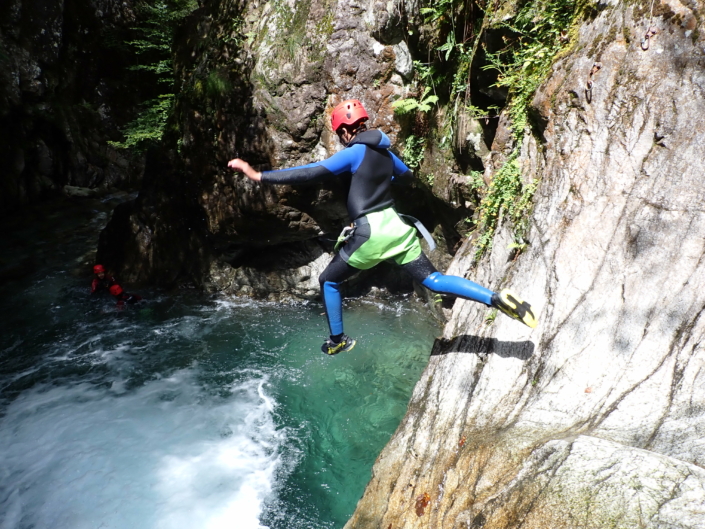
[{"xmin": 227, "ymin": 158, "xmax": 262, "ymax": 181}]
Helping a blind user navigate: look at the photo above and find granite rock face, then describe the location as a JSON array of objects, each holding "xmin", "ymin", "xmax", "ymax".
[{"xmin": 346, "ymin": 2, "xmax": 705, "ymax": 527}]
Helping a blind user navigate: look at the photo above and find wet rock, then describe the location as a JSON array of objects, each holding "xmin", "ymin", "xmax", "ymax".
[
  {"xmin": 205, "ymin": 241, "xmax": 331, "ymax": 300},
  {"xmin": 63, "ymin": 185, "xmax": 98, "ymax": 198}
]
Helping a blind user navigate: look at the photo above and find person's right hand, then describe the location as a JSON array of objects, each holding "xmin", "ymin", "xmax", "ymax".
[{"xmin": 227, "ymin": 158, "xmax": 262, "ymax": 181}]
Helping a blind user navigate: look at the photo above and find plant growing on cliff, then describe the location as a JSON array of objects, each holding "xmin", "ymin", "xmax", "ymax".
[
  {"xmin": 400, "ymin": 134, "xmax": 427, "ymax": 171},
  {"xmin": 109, "ymin": 0, "xmax": 197, "ymax": 151},
  {"xmin": 392, "ymin": 87, "xmax": 439, "ymax": 115},
  {"xmin": 109, "ymin": 94, "xmax": 174, "ymax": 149},
  {"xmin": 409, "ymin": 0, "xmax": 581, "ymax": 259},
  {"xmin": 481, "ymin": 0, "xmax": 581, "ymax": 136},
  {"xmin": 470, "ymin": 154, "xmax": 537, "ymax": 259}
]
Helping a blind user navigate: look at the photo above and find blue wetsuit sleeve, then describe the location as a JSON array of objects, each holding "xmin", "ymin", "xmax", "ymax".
[
  {"xmin": 390, "ymin": 151, "xmax": 414, "ymax": 185},
  {"xmin": 261, "ymin": 145, "xmax": 366, "ymax": 184}
]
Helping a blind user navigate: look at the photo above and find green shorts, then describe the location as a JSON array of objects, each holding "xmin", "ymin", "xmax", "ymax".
[{"xmin": 339, "ymin": 207, "xmax": 422, "ymax": 270}]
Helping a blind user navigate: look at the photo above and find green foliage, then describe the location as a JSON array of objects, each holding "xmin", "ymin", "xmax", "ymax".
[
  {"xmin": 468, "ymin": 169, "xmax": 485, "ymax": 191},
  {"xmin": 419, "ymin": 0, "xmax": 455, "ymax": 22},
  {"xmin": 485, "ymin": 308, "xmax": 498, "ymax": 325},
  {"xmin": 127, "ymin": 0, "xmax": 197, "ymax": 73},
  {"xmin": 392, "ymin": 87, "xmax": 439, "ymax": 115},
  {"xmin": 508, "ymin": 239, "xmax": 528, "ymax": 252},
  {"xmin": 409, "ymin": 0, "xmax": 581, "ymax": 258},
  {"xmin": 414, "ymin": 0, "xmax": 583, "ymax": 138},
  {"xmin": 108, "ymin": 94, "xmax": 174, "ymax": 149},
  {"xmin": 112, "ymin": 0, "xmax": 197, "ymax": 151},
  {"xmin": 400, "ymin": 135, "xmax": 427, "ymax": 171},
  {"xmin": 205, "ymin": 70, "xmax": 232, "ymax": 98},
  {"xmin": 482, "ymin": 0, "xmax": 581, "ymax": 136},
  {"xmin": 469, "ymin": 154, "xmax": 538, "ymax": 259}
]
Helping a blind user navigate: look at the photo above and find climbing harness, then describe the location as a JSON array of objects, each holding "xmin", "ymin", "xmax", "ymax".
[
  {"xmin": 334, "ymin": 211, "xmax": 436, "ymax": 253},
  {"xmin": 399, "ymin": 214, "xmax": 436, "ymax": 252},
  {"xmin": 641, "ymin": 0, "xmax": 658, "ymax": 51},
  {"xmin": 585, "ymin": 62, "xmax": 602, "ymax": 104}
]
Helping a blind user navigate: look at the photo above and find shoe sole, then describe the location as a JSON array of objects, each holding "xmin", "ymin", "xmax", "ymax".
[
  {"xmin": 324, "ymin": 339, "xmax": 357, "ymax": 355},
  {"xmin": 498, "ymin": 290, "xmax": 538, "ymax": 328}
]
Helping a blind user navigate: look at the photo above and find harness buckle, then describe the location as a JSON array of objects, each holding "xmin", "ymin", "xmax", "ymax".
[{"xmin": 334, "ymin": 224, "xmax": 355, "ymax": 251}]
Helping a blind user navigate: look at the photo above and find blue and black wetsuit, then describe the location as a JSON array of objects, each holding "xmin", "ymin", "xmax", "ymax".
[
  {"xmin": 261, "ymin": 129, "xmax": 496, "ymax": 339},
  {"xmin": 262, "ymin": 130, "xmax": 411, "ymax": 219}
]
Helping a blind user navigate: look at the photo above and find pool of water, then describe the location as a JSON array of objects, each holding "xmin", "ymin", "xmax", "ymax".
[{"xmin": 0, "ymin": 198, "xmax": 439, "ymax": 529}]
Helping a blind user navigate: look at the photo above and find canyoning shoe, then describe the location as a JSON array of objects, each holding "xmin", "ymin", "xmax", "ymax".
[
  {"xmin": 492, "ymin": 289, "xmax": 538, "ymax": 328},
  {"xmin": 321, "ymin": 335, "xmax": 357, "ymax": 355}
]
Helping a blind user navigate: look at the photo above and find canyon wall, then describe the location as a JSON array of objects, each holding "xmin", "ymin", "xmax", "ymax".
[
  {"xmin": 346, "ymin": 1, "xmax": 705, "ymax": 527},
  {"xmin": 0, "ymin": 0, "xmax": 147, "ymax": 215}
]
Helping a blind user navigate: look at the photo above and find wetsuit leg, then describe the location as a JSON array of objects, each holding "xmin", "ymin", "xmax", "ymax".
[
  {"xmin": 400, "ymin": 253, "xmax": 495, "ymax": 306},
  {"xmin": 318, "ymin": 254, "xmax": 359, "ymax": 336}
]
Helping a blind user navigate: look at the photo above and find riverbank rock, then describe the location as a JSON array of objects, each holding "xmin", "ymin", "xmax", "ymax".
[{"xmin": 346, "ymin": 2, "xmax": 705, "ymax": 527}]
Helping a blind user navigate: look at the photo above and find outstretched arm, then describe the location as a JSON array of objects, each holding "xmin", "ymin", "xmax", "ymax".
[
  {"xmin": 227, "ymin": 159, "xmax": 262, "ymax": 182},
  {"xmin": 228, "ymin": 146, "xmax": 364, "ymax": 185}
]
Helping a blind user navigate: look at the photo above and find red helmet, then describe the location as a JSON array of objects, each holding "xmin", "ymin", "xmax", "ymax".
[
  {"xmin": 93, "ymin": 264, "xmax": 106, "ymax": 274},
  {"xmin": 109, "ymin": 284, "xmax": 124, "ymax": 296},
  {"xmin": 331, "ymin": 99, "xmax": 368, "ymax": 132}
]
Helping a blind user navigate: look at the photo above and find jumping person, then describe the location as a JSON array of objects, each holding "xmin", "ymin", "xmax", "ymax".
[{"xmin": 228, "ymin": 99, "xmax": 537, "ymax": 355}]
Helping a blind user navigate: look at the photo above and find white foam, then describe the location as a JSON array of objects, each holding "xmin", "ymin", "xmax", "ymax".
[{"xmin": 0, "ymin": 370, "xmax": 282, "ymax": 529}]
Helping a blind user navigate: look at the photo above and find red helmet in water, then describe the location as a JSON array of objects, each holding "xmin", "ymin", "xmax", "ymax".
[
  {"xmin": 93, "ymin": 264, "xmax": 106, "ymax": 274},
  {"xmin": 109, "ymin": 284, "xmax": 123, "ymax": 296},
  {"xmin": 331, "ymin": 99, "xmax": 368, "ymax": 132}
]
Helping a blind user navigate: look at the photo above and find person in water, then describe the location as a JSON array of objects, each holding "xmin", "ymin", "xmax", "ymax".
[
  {"xmin": 91, "ymin": 264, "xmax": 117, "ymax": 295},
  {"xmin": 92, "ymin": 264, "xmax": 142, "ymax": 308},
  {"xmin": 109, "ymin": 284, "xmax": 143, "ymax": 309},
  {"xmin": 228, "ymin": 99, "xmax": 537, "ymax": 355}
]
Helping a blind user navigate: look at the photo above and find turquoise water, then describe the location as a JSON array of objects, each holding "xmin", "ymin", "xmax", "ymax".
[{"xmin": 0, "ymin": 199, "xmax": 439, "ymax": 529}]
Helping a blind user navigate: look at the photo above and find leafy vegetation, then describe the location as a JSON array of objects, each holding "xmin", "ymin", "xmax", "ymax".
[
  {"xmin": 485, "ymin": 308, "xmax": 498, "ymax": 324},
  {"xmin": 108, "ymin": 94, "xmax": 175, "ymax": 150},
  {"xmin": 469, "ymin": 154, "xmax": 538, "ymax": 258},
  {"xmin": 404, "ymin": 0, "xmax": 585, "ymax": 259},
  {"xmin": 482, "ymin": 0, "xmax": 580, "ymax": 136},
  {"xmin": 108, "ymin": 0, "xmax": 197, "ymax": 151},
  {"xmin": 392, "ymin": 87, "xmax": 439, "ymax": 115},
  {"xmin": 400, "ymin": 135, "xmax": 427, "ymax": 171}
]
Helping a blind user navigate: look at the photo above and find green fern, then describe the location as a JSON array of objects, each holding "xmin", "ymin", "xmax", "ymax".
[{"xmin": 392, "ymin": 87, "xmax": 439, "ymax": 115}]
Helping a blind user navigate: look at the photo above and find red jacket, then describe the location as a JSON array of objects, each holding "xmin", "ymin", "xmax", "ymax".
[{"xmin": 91, "ymin": 275, "xmax": 117, "ymax": 294}]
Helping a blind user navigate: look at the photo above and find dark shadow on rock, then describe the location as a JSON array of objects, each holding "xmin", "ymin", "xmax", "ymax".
[{"xmin": 431, "ymin": 335, "xmax": 535, "ymax": 360}]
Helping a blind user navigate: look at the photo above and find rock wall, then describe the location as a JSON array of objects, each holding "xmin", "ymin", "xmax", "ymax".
[
  {"xmin": 0, "ymin": 0, "xmax": 145, "ymax": 216},
  {"xmin": 346, "ymin": 1, "xmax": 705, "ymax": 527}
]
